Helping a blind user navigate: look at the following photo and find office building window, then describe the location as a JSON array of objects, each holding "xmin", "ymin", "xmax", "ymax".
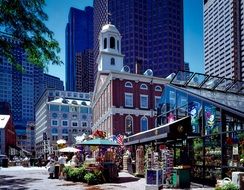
[
  {"xmin": 140, "ymin": 116, "xmax": 148, "ymax": 132},
  {"xmin": 125, "ymin": 81, "xmax": 133, "ymax": 88},
  {"xmin": 125, "ymin": 93, "xmax": 133, "ymax": 107},
  {"xmin": 155, "ymin": 96, "xmax": 161, "ymax": 109},
  {"xmin": 125, "ymin": 115, "xmax": 133, "ymax": 134},
  {"xmin": 140, "ymin": 83, "xmax": 148, "ymax": 90},
  {"xmin": 72, "ymin": 122, "xmax": 78, "ymax": 127},
  {"xmin": 62, "ymin": 120, "xmax": 68, "ymax": 127},
  {"xmin": 155, "ymin": 85, "xmax": 162, "ymax": 92},
  {"xmin": 51, "ymin": 120, "xmax": 58, "ymax": 126},
  {"xmin": 140, "ymin": 95, "xmax": 148, "ymax": 108}
]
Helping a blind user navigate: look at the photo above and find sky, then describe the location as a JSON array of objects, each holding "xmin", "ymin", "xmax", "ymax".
[{"xmin": 45, "ymin": 0, "xmax": 204, "ymax": 84}]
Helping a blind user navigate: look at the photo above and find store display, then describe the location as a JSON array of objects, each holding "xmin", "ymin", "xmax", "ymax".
[
  {"xmin": 136, "ymin": 146, "xmax": 144, "ymax": 175},
  {"xmin": 161, "ymin": 148, "xmax": 174, "ymax": 187}
]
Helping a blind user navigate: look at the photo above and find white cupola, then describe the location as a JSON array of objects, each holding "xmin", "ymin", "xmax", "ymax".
[{"xmin": 97, "ymin": 23, "xmax": 124, "ymax": 72}]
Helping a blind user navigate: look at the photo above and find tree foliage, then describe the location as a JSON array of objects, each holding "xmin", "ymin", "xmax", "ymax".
[{"xmin": 0, "ymin": 0, "xmax": 63, "ymax": 70}]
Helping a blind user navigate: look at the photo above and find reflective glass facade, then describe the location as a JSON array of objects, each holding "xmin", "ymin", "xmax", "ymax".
[
  {"xmin": 65, "ymin": 7, "xmax": 93, "ymax": 91},
  {"xmin": 94, "ymin": 0, "xmax": 184, "ymax": 81}
]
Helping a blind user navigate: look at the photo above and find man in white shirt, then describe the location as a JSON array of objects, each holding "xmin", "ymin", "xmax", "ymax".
[{"xmin": 58, "ymin": 153, "xmax": 67, "ymax": 179}]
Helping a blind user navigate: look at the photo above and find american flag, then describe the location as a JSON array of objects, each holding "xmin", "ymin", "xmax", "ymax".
[{"xmin": 116, "ymin": 134, "xmax": 124, "ymax": 145}]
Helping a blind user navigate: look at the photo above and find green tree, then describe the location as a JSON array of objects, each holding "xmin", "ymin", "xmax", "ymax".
[{"xmin": 0, "ymin": 0, "xmax": 62, "ymax": 71}]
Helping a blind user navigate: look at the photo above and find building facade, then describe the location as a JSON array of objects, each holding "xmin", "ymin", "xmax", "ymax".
[
  {"xmin": 93, "ymin": 0, "xmax": 184, "ymax": 80},
  {"xmin": 92, "ymin": 23, "xmax": 169, "ymax": 137},
  {"xmin": 65, "ymin": 6, "xmax": 93, "ymax": 91},
  {"xmin": 204, "ymin": 0, "xmax": 244, "ymax": 81},
  {"xmin": 43, "ymin": 74, "xmax": 64, "ymax": 91},
  {"xmin": 0, "ymin": 115, "xmax": 16, "ymax": 157},
  {"xmin": 76, "ymin": 49, "xmax": 94, "ymax": 92},
  {"xmin": 35, "ymin": 90, "xmax": 92, "ymax": 157},
  {"xmin": 0, "ymin": 33, "xmax": 44, "ymax": 151}
]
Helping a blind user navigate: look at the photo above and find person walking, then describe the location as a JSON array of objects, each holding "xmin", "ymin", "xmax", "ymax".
[{"xmin": 58, "ymin": 153, "xmax": 67, "ymax": 179}]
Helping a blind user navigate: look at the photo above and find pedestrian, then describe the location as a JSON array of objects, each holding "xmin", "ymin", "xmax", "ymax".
[
  {"xmin": 70, "ymin": 153, "xmax": 79, "ymax": 167},
  {"xmin": 46, "ymin": 159, "xmax": 55, "ymax": 179},
  {"xmin": 58, "ymin": 153, "xmax": 67, "ymax": 179}
]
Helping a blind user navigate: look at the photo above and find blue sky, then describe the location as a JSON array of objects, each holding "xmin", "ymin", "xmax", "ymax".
[{"xmin": 45, "ymin": 0, "xmax": 203, "ymax": 84}]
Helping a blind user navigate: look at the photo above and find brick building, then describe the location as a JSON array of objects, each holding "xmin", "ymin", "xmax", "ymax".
[{"xmin": 92, "ymin": 24, "xmax": 169, "ymax": 137}]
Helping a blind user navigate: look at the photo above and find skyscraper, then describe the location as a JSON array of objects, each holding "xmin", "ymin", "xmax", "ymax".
[
  {"xmin": 65, "ymin": 6, "xmax": 93, "ymax": 91},
  {"xmin": 0, "ymin": 33, "xmax": 44, "ymax": 150},
  {"xmin": 93, "ymin": 0, "xmax": 184, "ymax": 80},
  {"xmin": 76, "ymin": 49, "xmax": 94, "ymax": 92},
  {"xmin": 43, "ymin": 73, "xmax": 64, "ymax": 91},
  {"xmin": 204, "ymin": 0, "xmax": 244, "ymax": 81}
]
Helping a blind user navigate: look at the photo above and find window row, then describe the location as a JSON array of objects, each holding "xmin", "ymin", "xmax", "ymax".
[
  {"xmin": 51, "ymin": 113, "xmax": 88, "ymax": 120},
  {"xmin": 125, "ymin": 93, "xmax": 161, "ymax": 109},
  {"xmin": 51, "ymin": 120, "xmax": 88, "ymax": 127},
  {"xmin": 125, "ymin": 115, "xmax": 149, "ymax": 134},
  {"xmin": 125, "ymin": 82, "xmax": 162, "ymax": 91},
  {"xmin": 49, "ymin": 105, "xmax": 91, "ymax": 113},
  {"xmin": 51, "ymin": 128, "xmax": 91, "ymax": 135}
]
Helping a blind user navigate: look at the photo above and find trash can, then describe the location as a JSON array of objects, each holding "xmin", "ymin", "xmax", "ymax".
[
  {"xmin": 173, "ymin": 168, "xmax": 190, "ymax": 188},
  {"xmin": 2, "ymin": 158, "xmax": 8, "ymax": 168}
]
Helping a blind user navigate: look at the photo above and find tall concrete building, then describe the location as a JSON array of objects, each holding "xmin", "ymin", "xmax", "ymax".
[
  {"xmin": 76, "ymin": 49, "xmax": 94, "ymax": 92},
  {"xmin": 0, "ymin": 33, "xmax": 44, "ymax": 151},
  {"xmin": 44, "ymin": 73, "xmax": 64, "ymax": 91},
  {"xmin": 204, "ymin": 0, "xmax": 244, "ymax": 81},
  {"xmin": 65, "ymin": 7, "xmax": 93, "ymax": 91},
  {"xmin": 93, "ymin": 0, "xmax": 184, "ymax": 81}
]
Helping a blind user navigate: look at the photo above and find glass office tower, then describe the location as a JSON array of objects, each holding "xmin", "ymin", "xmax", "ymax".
[
  {"xmin": 65, "ymin": 7, "xmax": 93, "ymax": 91},
  {"xmin": 93, "ymin": 0, "xmax": 184, "ymax": 81}
]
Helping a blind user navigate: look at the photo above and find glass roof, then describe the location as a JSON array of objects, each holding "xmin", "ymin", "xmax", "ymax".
[{"xmin": 171, "ymin": 71, "xmax": 244, "ymax": 95}]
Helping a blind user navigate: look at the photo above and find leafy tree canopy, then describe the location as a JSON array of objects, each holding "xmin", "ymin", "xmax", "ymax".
[{"xmin": 0, "ymin": 0, "xmax": 63, "ymax": 71}]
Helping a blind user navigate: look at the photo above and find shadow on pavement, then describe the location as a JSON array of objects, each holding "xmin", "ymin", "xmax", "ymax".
[
  {"xmin": 0, "ymin": 175, "xmax": 42, "ymax": 190},
  {"xmin": 115, "ymin": 176, "xmax": 140, "ymax": 183}
]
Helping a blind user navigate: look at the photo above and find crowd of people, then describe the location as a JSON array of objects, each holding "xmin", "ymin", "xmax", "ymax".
[{"xmin": 45, "ymin": 153, "xmax": 82, "ymax": 179}]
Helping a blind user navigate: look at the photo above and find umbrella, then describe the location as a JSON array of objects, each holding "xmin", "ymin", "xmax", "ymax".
[
  {"xmin": 78, "ymin": 138, "xmax": 119, "ymax": 146},
  {"xmin": 58, "ymin": 147, "xmax": 81, "ymax": 153},
  {"xmin": 57, "ymin": 139, "xmax": 67, "ymax": 144}
]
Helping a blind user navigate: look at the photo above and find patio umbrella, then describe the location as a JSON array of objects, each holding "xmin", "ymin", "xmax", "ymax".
[
  {"xmin": 57, "ymin": 139, "xmax": 67, "ymax": 144},
  {"xmin": 58, "ymin": 147, "xmax": 81, "ymax": 153},
  {"xmin": 78, "ymin": 138, "xmax": 119, "ymax": 146}
]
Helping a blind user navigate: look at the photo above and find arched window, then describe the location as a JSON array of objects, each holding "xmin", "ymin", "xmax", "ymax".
[
  {"xmin": 51, "ymin": 128, "xmax": 58, "ymax": 134},
  {"xmin": 125, "ymin": 81, "xmax": 133, "ymax": 88},
  {"xmin": 140, "ymin": 83, "xmax": 148, "ymax": 90},
  {"xmin": 140, "ymin": 116, "xmax": 148, "ymax": 132},
  {"xmin": 111, "ymin": 58, "xmax": 115, "ymax": 65},
  {"xmin": 155, "ymin": 85, "xmax": 162, "ymax": 92},
  {"xmin": 62, "ymin": 128, "xmax": 68, "ymax": 134},
  {"xmin": 117, "ymin": 40, "xmax": 119, "ymax": 51},
  {"xmin": 125, "ymin": 115, "xmax": 133, "ymax": 135},
  {"xmin": 104, "ymin": 38, "xmax": 107, "ymax": 49},
  {"xmin": 110, "ymin": 37, "xmax": 115, "ymax": 49}
]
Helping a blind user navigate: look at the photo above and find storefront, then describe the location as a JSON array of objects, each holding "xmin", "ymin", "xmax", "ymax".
[{"xmin": 124, "ymin": 71, "xmax": 244, "ymax": 186}]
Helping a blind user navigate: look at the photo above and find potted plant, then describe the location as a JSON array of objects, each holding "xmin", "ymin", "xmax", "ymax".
[{"xmin": 84, "ymin": 172, "xmax": 97, "ymax": 185}]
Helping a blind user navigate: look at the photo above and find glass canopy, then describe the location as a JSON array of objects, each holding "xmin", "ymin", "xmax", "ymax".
[{"xmin": 170, "ymin": 71, "xmax": 244, "ymax": 95}]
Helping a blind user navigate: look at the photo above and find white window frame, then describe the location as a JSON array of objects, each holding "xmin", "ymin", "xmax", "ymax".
[
  {"xmin": 81, "ymin": 121, "xmax": 88, "ymax": 127},
  {"xmin": 125, "ymin": 81, "xmax": 133, "ymax": 88},
  {"xmin": 125, "ymin": 93, "xmax": 133, "ymax": 107},
  {"xmin": 140, "ymin": 83, "xmax": 148, "ymax": 90},
  {"xmin": 155, "ymin": 85, "xmax": 162, "ymax": 92},
  {"xmin": 155, "ymin": 96, "xmax": 161, "ymax": 109},
  {"xmin": 140, "ymin": 116, "xmax": 148, "ymax": 132},
  {"xmin": 62, "ymin": 120, "xmax": 68, "ymax": 127},
  {"xmin": 125, "ymin": 115, "xmax": 133, "ymax": 134},
  {"xmin": 72, "ymin": 121, "xmax": 78, "ymax": 127},
  {"xmin": 51, "ymin": 119, "xmax": 58, "ymax": 126},
  {"xmin": 140, "ymin": 95, "xmax": 148, "ymax": 108}
]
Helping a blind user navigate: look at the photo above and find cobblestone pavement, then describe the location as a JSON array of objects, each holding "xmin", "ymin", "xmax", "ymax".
[{"xmin": 0, "ymin": 167, "xmax": 214, "ymax": 190}]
